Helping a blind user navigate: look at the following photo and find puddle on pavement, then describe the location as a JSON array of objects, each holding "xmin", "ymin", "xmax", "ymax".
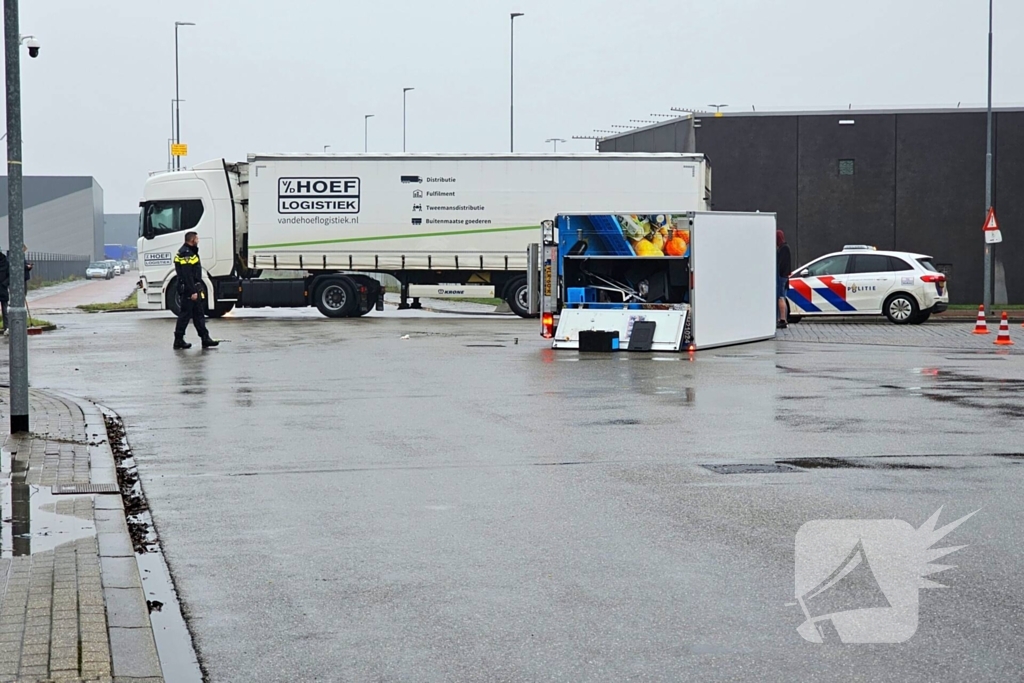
[
  {"xmin": 700, "ymin": 454, "xmax": 1013, "ymax": 474},
  {"xmin": 1, "ymin": 481, "xmax": 96, "ymax": 558},
  {"xmin": 909, "ymin": 368, "xmax": 1024, "ymax": 419},
  {"xmin": 702, "ymin": 463, "xmax": 801, "ymax": 475},
  {"xmin": 2, "ymin": 443, "xmax": 96, "ymax": 557},
  {"xmin": 776, "ymin": 457, "xmax": 945, "ymax": 471}
]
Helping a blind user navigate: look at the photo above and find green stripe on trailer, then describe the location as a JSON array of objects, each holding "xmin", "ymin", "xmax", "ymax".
[{"xmin": 251, "ymin": 224, "xmax": 538, "ymax": 250}]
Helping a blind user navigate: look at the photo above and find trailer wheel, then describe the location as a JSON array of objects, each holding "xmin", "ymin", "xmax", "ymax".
[
  {"xmin": 504, "ymin": 276, "xmax": 536, "ymax": 318},
  {"xmin": 314, "ymin": 278, "xmax": 357, "ymax": 318}
]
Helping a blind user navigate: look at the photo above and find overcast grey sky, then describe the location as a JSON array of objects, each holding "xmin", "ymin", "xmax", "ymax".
[{"xmin": 12, "ymin": 0, "xmax": 1024, "ymax": 212}]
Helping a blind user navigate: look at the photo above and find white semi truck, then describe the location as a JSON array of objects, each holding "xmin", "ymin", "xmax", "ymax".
[{"xmin": 137, "ymin": 153, "xmax": 711, "ymax": 318}]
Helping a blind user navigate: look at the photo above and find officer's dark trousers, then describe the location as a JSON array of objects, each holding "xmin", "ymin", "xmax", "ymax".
[{"xmin": 174, "ymin": 296, "xmax": 210, "ymax": 341}]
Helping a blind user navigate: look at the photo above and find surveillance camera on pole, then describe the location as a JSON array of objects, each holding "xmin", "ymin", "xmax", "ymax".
[{"xmin": 21, "ymin": 35, "xmax": 39, "ymax": 58}]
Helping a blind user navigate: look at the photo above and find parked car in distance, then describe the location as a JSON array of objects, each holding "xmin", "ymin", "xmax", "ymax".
[
  {"xmin": 104, "ymin": 259, "xmax": 123, "ymax": 276},
  {"xmin": 86, "ymin": 262, "xmax": 114, "ymax": 280},
  {"xmin": 787, "ymin": 246, "xmax": 948, "ymax": 324}
]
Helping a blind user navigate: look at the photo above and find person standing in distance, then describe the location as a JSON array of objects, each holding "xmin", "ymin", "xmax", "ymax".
[
  {"xmin": 0, "ymin": 247, "xmax": 32, "ymax": 337},
  {"xmin": 776, "ymin": 230, "xmax": 792, "ymax": 329},
  {"xmin": 173, "ymin": 231, "xmax": 219, "ymax": 349}
]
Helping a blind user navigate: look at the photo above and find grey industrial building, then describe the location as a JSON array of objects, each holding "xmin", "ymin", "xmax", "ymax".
[
  {"xmin": 0, "ymin": 176, "xmax": 104, "ymax": 260},
  {"xmin": 598, "ymin": 108, "xmax": 1023, "ymax": 304}
]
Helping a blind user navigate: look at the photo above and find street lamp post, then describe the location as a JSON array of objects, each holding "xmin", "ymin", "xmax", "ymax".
[
  {"xmin": 983, "ymin": 0, "xmax": 994, "ymax": 312},
  {"xmin": 4, "ymin": 0, "xmax": 31, "ymax": 432},
  {"xmin": 169, "ymin": 99, "xmax": 184, "ymax": 171},
  {"xmin": 323, "ymin": 145, "xmax": 331, "ymax": 153},
  {"xmin": 403, "ymin": 87, "xmax": 414, "ymax": 153},
  {"xmin": 545, "ymin": 138, "xmax": 566, "ymax": 152},
  {"xmin": 709, "ymin": 104, "xmax": 728, "ymax": 117},
  {"xmin": 174, "ymin": 21, "xmax": 195, "ymax": 171},
  {"xmin": 510, "ymin": 12, "xmax": 524, "ymax": 152},
  {"xmin": 169, "ymin": 99, "xmax": 174, "ymax": 171},
  {"xmin": 364, "ymin": 114, "xmax": 374, "ymax": 153}
]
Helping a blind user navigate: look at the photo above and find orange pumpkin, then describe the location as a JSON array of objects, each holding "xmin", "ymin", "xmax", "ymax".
[{"xmin": 665, "ymin": 237, "xmax": 687, "ymax": 256}]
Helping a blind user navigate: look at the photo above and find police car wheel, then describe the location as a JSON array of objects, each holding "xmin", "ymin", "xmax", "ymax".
[{"xmin": 885, "ymin": 293, "xmax": 918, "ymax": 325}]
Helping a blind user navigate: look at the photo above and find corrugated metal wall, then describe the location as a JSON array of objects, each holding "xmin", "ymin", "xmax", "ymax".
[
  {"xmin": 599, "ymin": 110, "xmax": 1023, "ymax": 304},
  {"xmin": 0, "ymin": 176, "xmax": 104, "ymax": 260}
]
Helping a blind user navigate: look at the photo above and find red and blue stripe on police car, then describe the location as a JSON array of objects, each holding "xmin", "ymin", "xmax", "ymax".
[{"xmin": 788, "ymin": 276, "xmax": 856, "ymax": 313}]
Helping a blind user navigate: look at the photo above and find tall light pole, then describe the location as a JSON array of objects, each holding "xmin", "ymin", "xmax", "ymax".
[
  {"xmin": 983, "ymin": 0, "xmax": 994, "ymax": 312},
  {"xmin": 169, "ymin": 98, "xmax": 183, "ymax": 171},
  {"xmin": 5, "ymin": 1, "xmax": 32, "ymax": 432},
  {"xmin": 174, "ymin": 21, "xmax": 195, "ymax": 171},
  {"xmin": 510, "ymin": 12, "xmax": 524, "ymax": 152},
  {"xmin": 403, "ymin": 87, "xmax": 414, "ymax": 153},
  {"xmin": 545, "ymin": 138, "xmax": 566, "ymax": 152},
  {"xmin": 323, "ymin": 145, "xmax": 331, "ymax": 153},
  {"xmin": 364, "ymin": 114, "xmax": 374, "ymax": 153}
]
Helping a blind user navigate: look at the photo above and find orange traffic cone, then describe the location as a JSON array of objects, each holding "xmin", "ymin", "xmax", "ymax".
[
  {"xmin": 994, "ymin": 312, "xmax": 1013, "ymax": 346},
  {"xmin": 972, "ymin": 305, "xmax": 989, "ymax": 334}
]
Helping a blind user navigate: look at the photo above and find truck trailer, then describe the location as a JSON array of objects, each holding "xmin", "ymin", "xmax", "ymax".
[
  {"xmin": 136, "ymin": 153, "xmax": 711, "ymax": 319},
  {"xmin": 535, "ymin": 211, "xmax": 777, "ymax": 351}
]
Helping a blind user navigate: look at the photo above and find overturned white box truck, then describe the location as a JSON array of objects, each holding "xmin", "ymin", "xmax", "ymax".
[
  {"xmin": 136, "ymin": 153, "xmax": 711, "ymax": 318},
  {"xmin": 532, "ymin": 211, "xmax": 777, "ymax": 351}
]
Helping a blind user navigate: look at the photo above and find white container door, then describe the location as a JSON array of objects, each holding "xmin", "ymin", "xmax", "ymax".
[{"xmin": 690, "ymin": 212, "xmax": 777, "ymax": 349}]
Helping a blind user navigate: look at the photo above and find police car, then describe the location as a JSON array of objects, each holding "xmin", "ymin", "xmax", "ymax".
[{"xmin": 788, "ymin": 246, "xmax": 948, "ymax": 324}]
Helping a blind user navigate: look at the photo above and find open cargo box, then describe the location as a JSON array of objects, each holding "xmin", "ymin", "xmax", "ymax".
[{"xmin": 546, "ymin": 211, "xmax": 777, "ymax": 351}]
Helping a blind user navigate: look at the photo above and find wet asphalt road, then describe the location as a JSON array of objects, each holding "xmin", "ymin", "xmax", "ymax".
[{"xmin": 10, "ymin": 308, "xmax": 1024, "ymax": 682}]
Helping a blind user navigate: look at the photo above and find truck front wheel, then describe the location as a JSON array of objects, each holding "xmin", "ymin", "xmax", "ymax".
[
  {"xmin": 165, "ymin": 282, "xmax": 182, "ymax": 317},
  {"xmin": 504, "ymin": 276, "xmax": 536, "ymax": 319},
  {"xmin": 206, "ymin": 300, "xmax": 235, "ymax": 318},
  {"xmin": 314, "ymin": 278, "xmax": 357, "ymax": 318}
]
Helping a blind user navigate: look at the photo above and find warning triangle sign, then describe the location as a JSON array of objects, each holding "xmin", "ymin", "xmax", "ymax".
[{"xmin": 984, "ymin": 207, "xmax": 999, "ymax": 231}]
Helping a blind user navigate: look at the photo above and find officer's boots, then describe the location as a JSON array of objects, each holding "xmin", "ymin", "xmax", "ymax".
[
  {"xmin": 202, "ymin": 338, "xmax": 220, "ymax": 348},
  {"xmin": 173, "ymin": 337, "xmax": 192, "ymax": 350}
]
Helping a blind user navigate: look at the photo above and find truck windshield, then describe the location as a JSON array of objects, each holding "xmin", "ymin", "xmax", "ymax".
[{"xmin": 139, "ymin": 200, "xmax": 204, "ymax": 239}]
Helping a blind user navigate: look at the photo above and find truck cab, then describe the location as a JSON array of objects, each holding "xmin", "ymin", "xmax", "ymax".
[{"xmin": 137, "ymin": 160, "xmax": 245, "ymax": 316}]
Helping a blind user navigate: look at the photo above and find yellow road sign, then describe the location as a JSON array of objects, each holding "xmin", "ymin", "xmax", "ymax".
[{"xmin": 171, "ymin": 143, "xmax": 188, "ymax": 157}]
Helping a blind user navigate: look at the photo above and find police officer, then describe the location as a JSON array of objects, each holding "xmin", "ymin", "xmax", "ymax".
[{"xmin": 173, "ymin": 231, "xmax": 219, "ymax": 349}]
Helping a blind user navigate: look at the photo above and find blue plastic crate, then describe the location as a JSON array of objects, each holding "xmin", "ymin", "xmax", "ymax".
[{"xmin": 567, "ymin": 287, "xmax": 597, "ymax": 304}]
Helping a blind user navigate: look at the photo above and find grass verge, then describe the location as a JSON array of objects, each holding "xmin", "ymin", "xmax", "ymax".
[
  {"xmin": 77, "ymin": 290, "xmax": 139, "ymax": 312},
  {"xmin": 0, "ymin": 317, "xmax": 53, "ymax": 328},
  {"xmin": 27, "ymin": 274, "xmax": 83, "ymax": 291}
]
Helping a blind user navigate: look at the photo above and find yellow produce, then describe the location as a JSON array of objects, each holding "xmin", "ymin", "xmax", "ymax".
[
  {"xmin": 635, "ymin": 240, "xmax": 662, "ymax": 257},
  {"xmin": 650, "ymin": 232, "xmax": 665, "ymax": 252}
]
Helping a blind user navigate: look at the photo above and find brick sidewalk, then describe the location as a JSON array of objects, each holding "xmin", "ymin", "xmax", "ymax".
[
  {"xmin": 0, "ymin": 391, "xmax": 163, "ymax": 683},
  {"xmin": 779, "ymin": 321, "xmax": 1023, "ymax": 351}
]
